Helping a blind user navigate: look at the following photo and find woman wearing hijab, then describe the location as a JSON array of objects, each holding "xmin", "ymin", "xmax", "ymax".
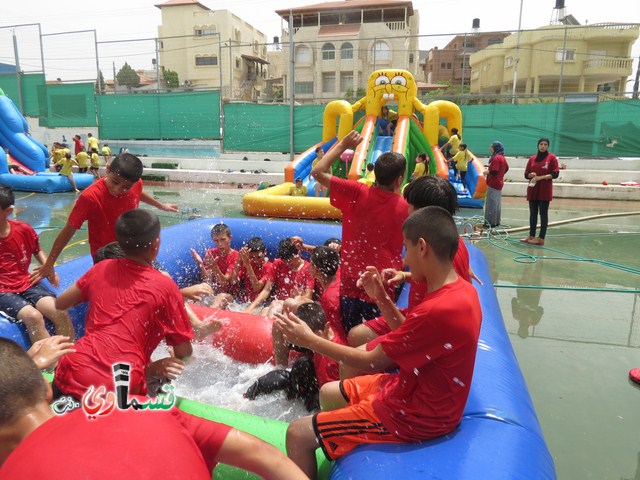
[
  {"xmin": 483, "ymin": 141, "xmax": 509, "ymax": 228},
  {"xmin": 520, "ymin": 138, "xmax": 559, "ymax": 246}
]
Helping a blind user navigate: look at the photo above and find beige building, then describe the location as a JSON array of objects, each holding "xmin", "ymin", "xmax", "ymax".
[
  {"xmin": 275, "ymin": 0, "xmax": 420, "ymax": 104},
  {"xmin": 470, "ymin": 23, "xmax": 639, "ymax": 98},
  {"xmin": 156, "ymin": 0, "xmax": 269, "ymax": 100}
]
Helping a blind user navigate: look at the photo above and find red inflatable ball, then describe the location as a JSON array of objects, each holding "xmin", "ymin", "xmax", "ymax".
[
  {"xmin": 602, "ymin": 181, "xmax": 608, "ymax": 185},
  {"xmin": 189, "ymin": 304, "xmax": 274, "ymax": 364}
]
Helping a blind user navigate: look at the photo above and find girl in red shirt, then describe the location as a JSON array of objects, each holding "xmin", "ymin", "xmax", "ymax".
[{"xmin": 520, "ymin": 138, "xmax": 559, "ymax": 246}]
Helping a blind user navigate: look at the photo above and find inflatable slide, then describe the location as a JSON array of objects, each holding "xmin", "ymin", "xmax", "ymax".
[
  {"xmin": 243, "ymin": 69, "xmax": 486, "ymax": 219},
  {"xmin": 0, "ymin": 89, "xmax": 93, "ymax": 192}
]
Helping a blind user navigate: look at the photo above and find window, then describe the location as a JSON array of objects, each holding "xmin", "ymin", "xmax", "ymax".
[
  {"xmin": 340, "ymin": 43, "xmax": 353, "ymax": 60},
  {"xmin": 253, "ymin": 40, "xmax": 259, "ymax": 53},
  {"xmin": 371, "ymin": 41, "xmax": 390, "ymax": 61},
  {"xmin": 505, "ymin": 56, "xmax": 514, "ymax": 67},
  {"xmin": 195, "ymin": 55, "xmax": 217, "ymax": 66},
  {"xmin": 322, "ymin": 43, "xmax": 336, "ymax": 60},
  {"xmin": 556, "ymin": 48, "xmax": 576, "ymax": 62},
  {"xmin": 194, "ymin": 26, "xmax": 216, "ymax": 37},
  {"xmin": 295, "ymin": 45, "xmax": 312, "ymax": 63},
  {"xmin": 235, "ymin": 57, "xmax": 241, "ymax": 69},
  {"xmin": 446, "ymin": 62, "xmax": 452, "ymax": 69},
  {"xmin": 440, "ymin": 62, "xmax": 446, "ymax": 69},
  {"xmin": 409, "ymin": 54, "xmax": 414, "ymax": 63},
  {"xmin": 158, "ymin": 41, "xmax": 164, "ymax": 49},
  {"xmin": 322, "ymin": 72, "xmax": 335, "ymax": 93},
  {"xmin": 340, "ymin": 72, "xmax": 353, "ymax": 92},
  {"xmin": 294, "ymin": 82, "xmax": 314, "ymax": 94},
  {"xmin": 487, "ymin": 37, "xmax": 503, "ymax": 46},
  {"xmin": 234, "ymin": 29, "xmax": 241, "ymax": 42}
]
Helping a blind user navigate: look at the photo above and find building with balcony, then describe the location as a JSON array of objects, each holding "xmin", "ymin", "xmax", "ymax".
[
  {"xmin": 469, "ymin": 23, "xmax": 639, "ymax": 98},
  {"xmin": 156, "ymin": 0, "xmax": 269, "ymax": 100},
  {"xmin": 275, "ymin": 0, "xmax": 420, "ymax": 104},
  {"xmin": 422, "ymin": 32, "xmax": 509, "ymax": 88}
]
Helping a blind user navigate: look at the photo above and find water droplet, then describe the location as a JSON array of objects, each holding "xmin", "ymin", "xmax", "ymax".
[{"xmin": 444, "ymin": 343, "xmax": 452, "ymax": 349}]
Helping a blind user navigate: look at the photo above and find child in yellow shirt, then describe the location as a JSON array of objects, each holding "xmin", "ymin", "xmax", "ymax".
[
  {"xmin": 89, "ymin": 148, "xmax": 101, "ymax": 179},
  {"xmin": 290, "ymin": 178, "xmax": 308, "ymax": 197},
  {"xmin": 57, "ymin": 153, "xmax": 80, "ymax": 192},
  {"xmin": 75, "ymin": 148, "xmax": 89, "ymax": 173}
]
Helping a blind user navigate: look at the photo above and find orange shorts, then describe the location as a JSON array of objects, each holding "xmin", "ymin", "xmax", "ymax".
[{"xmin": 312, "ymin": 373, "xmax": 404, "ymax": 460}]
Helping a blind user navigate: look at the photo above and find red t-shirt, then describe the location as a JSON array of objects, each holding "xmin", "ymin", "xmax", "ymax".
[
  {"xmin": 319, "ymin": 270, "xmax": 346, "ymax": 343},
  {"xmin": 55, "ymin": 258, "xmax": 193, "ymax": 398},
  {"xmin": 525, "ymin": 153, "xmax": 559, "ymax": 202},
  {"xmin": 268, "ymin": 258, "xmax": 314, "ymax": 300},
  {"xmin": 67, "ymin": 178, "xmax": 143, "ymax": 257},
  {"xmin": 486, "ymin": 154, "xmax": 509, "ymax": 190},
  {"xmin": 0, "ymin": 220, "xmax": 40, "ymax": 293},
  {"xmin": 330, "ymin": 177, "xmax": 408, "ymax": 300},
  {"xmin": 408, "ymin": 237, "xmax": 470, "ymax": 309},
  {"xmin": 314, "ymin": 333, "xmax": 344, "ymax": 387},
  {"xmin": 237, "ymin": 258, "xmax": 273, "ymax": 303},
  {"xmin": 73, "ymin": 137, "xmax": 84, "ymax": 155},
  {"xmin": 370, "ymin": 277, "xmax": 482, "ymax": 442},
  {"xmin": 0, "ymin": 407, "xmax": 231, "ymax": 479},
  {"xmin": 203, "ymin": 247, "xmax": 239, "ymax": 294}
]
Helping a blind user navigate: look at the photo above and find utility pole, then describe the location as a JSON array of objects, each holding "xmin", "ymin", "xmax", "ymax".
[
  {"xmin": 12, "ymin": 30, "xmax": 24, "ymax": 113},
  {"xmin": 511, "ymin": 0, "xmax": 524, "ymax": 104},
  {"xmin": 289, "ymin": 10, "xmax": 295, "ymax": 161},
  {"xmin": 633, "ymin": 53, "xmax": 639, "ymax": 99}
]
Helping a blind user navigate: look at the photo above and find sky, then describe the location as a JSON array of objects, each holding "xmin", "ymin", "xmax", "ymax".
[{"xmin": 0, "ymin": 0, "xmax": 638, "ymax": 82}]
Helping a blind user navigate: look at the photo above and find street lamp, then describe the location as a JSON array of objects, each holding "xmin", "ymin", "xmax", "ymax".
[{"xmin": 511, "ymin": 0, "xmax": 524, "ymax": 104}]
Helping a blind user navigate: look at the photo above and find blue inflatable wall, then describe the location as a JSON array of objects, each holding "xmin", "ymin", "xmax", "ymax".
[{"xmin": 0, "ymin": 217, "xmax": 555, "ymax": 479}]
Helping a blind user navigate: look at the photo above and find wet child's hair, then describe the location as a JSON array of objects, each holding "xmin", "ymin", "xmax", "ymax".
[
  {"xmin": 0, "ymin": 185, "xmax": 15, "ymax": 209},
  {"xmin": 110, "ymin": 153, "xmax": 143, "ymax": 182},
  {"xmin": 417, "ymin": 152, "xmax": 427, "ymax": 161},
  {"xmin": 403, "ymin": 206, "xmax": 459, "ymax": 262},
  {"xmin": 0, "ymin": 338, "xmax": 47, "ymax": 425},
  {"xmin": 94, "ymin": 241, "xmax": 125, "ymax": 263},
  {"xmin": 459, "ymin": 143, "xmax": 467, "ymax": 150},
  {"xmin": 295, "ymin": 177, "xmax": 303, "ymax": 184},
  {"xmin": 366, "ymin": 163, "xmax": 374, "ymax": 172},
  {"xmin": 211, "ymin": 223, "xmax": 231, "ymax": 238},
  {"xmin": 315, "ymin": 146, "xmax": 323, "ymax": 155},
  {"xmin": 246, "ymin": 236, "xmax": 266, "ymax": 253},
  {"xmin": 65, "ymin": 153, "xmax": 72, "ymax": 160},
  {"xmin": 115, "ymin": 209, "xmax": 161, "ymax": 255},
  {"xmin": 277, "ymin": 238, "xmax": 298, "ymax": 261},
  {"xmin": 403, "ymin": 175, "xmax": 458, "ymax": 215},
  {"xmin": 374, "ymin": 152, "xmax": 406, "ymax": 186},
  {"xmin": 296, "ymin": 302, "xmax": 327, "ymax": 333},
  {"xmin": 311, "ymin": 246, "xmax": 340, "ymax": 278},
  {"xmin": 323, "ymin": 237, "xmax": 341, "ymax": 248}
]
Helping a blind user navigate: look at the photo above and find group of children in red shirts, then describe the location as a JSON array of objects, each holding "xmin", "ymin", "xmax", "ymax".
[{"xmin": 0, "ymin": 135, "xmax": 483, "ymax": 478}]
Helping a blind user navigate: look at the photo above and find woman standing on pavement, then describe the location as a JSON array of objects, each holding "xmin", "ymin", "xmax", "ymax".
[{"xmin": 520, "ymin": 138, "xmax": 559, "ymax": 246}]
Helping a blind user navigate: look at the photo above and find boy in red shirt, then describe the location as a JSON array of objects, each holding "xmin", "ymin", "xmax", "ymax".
[
  {"xmin": 246, "ymin": 238, "xmax": 313, "ymax": 315},
  {"xmin": 0, "ymin": 338, "xmax": 307, "ymax": 480},
  {"xmin": 347, "ymin": 175, "xmax": 475, "ymax": 348},
  {"xmin": 0, "ymin": 186, "xmax": 74, "ymax": 344},
  {"xmin": 276, "ymin": 206, "xmax": 482, "ymax": 478},
  {"xmin": 311, "ymin": 130, "xmax": 408, "ymax": 332},
  {"xmin": 190, "ymin": 223, "xmax": 240, "ymax": 308},
  {"xmin": 232, "ymin": 236, "xmax": 273, "ymax": 304},
  {"xmin": 32, "ymin": 153, "xmax": 179, "ymax": 284},
  {"xmin": 52, "ymin": 209, "xmax": 194, "ymax": 400}
]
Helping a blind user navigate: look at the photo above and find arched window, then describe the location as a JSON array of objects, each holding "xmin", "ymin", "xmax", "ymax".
[
  {"xmin": 371, "ymin": 41, "xmax": 390, "ymax": 61},
  {"xmin": 341, "ymin": 42, "xmax": 354, "ymax": 60},
  {"xmin": 295, "ymin": 45, "xmax": 312, "ymax": 63},
  {"xmin": 322, "ymin": 43, "xmax": 336, "ymax": 61}
]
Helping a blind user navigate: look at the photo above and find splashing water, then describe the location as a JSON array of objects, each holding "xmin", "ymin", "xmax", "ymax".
[{"xmin": 153, "ymin": 342, "xmax": 309, "ymax": 423}]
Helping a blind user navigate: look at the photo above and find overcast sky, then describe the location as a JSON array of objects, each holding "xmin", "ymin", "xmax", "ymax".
[{"xmin": 0, "ymin": 0, "xmax": 638, "ymax": 81}]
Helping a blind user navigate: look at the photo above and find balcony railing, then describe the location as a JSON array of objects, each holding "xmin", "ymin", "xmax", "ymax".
[
  {"xmin": 583, "ymin": 57, "xmax": 633, "ymax": 70},
  {"xmin": 385, "ymin": 21, "xmax": 407, "ymax": 31}
]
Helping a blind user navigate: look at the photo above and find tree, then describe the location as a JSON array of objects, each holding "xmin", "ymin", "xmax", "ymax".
[
  {"xmin": 116, "ymin": 63, "xmax": 140, "ymax": 93},
  {"xmin": 163, "ymin": 69, "xmax": 179, "ymax": 89},
  {"xmin": 95, "ymin": 70, "xmax": 105, "ymax": 95}
]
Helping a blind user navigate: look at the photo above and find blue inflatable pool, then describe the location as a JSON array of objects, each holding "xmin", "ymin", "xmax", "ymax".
[
  {"xmin": 0, "ymin": 217, "xmax": 556, "ymax": 479},
  {"xmin": 0, "ymin": 172, "xmax": 95, "ymax": 193}
]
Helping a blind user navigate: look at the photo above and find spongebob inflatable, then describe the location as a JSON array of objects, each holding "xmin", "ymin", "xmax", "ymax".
[{"xmin": 243, "ymin": 69, "xmax": 486, "ymax": 220}]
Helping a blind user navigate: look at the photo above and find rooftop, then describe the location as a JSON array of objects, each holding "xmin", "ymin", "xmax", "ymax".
[
  {"xmin": 276, "ymin": 0, "xmax": 414, "ymax": 17},
  {"xmin": 155, "ymin": 0, "xmax": 210, "ymax": 10}
]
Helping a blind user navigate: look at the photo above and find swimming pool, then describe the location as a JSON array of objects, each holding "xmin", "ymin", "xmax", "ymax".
[{"xmin": 15, "ymin": 186, "xmax": 640, "ymax": 480}]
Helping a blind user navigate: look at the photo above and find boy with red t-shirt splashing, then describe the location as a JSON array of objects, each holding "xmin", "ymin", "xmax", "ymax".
[
  {"xmin": 31, "ymin": 153, "xmax": 179, "ymax": 284},
  {"xmin": 311, "ymin": 130, "xmax": 408, "ymax": 333},
  {"xmin": 276, "ymin": 206, "xmax": 482, "ymax": 479},
  {"xmin": 52, "ymin": 209, "xmax": 194, "ymax": 400},
  {"xmin": 245, "ymin": 238, "xmax": 313, "ymax": 316},
  {"xmin": 190, "ymin": 223, "xmax": 240, "ymax": 309}
]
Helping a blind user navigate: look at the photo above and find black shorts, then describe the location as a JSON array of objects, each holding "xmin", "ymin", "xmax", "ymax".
[
  {"xmin": 0, "ymin": 283, "xmax": 56, "ymax": 320},
  {"xmin": 78, "ymin": 167, "xmax": 88, "ymax": 173}
]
